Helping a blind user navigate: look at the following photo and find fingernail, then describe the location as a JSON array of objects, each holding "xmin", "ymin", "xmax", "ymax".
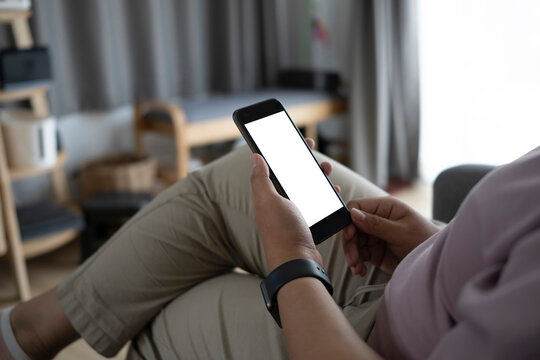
[
  {"xmin": 351, "ymin": 208, "xmax": 366, "ymax": 221},
  {"xmin": 250, "ymin": 154, "xmax": 257, "ymax": 168}
]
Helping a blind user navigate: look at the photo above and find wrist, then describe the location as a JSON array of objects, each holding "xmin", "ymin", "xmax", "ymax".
[
  {"xmin": 260, "ymin": 258, "xmax": 333, "ymax": 328},
  {"xmin": 276, "ymin": 276, "xmax": 328, "ymax": 306},
  {"xmin": 266, "ymin": 248, "xmax": 323, "ymax": 272}
]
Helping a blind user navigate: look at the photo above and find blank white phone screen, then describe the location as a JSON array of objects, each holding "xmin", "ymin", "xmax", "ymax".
[{"xmin": 245, "ymin": 111, "xmax": 342, "ymax": 226}]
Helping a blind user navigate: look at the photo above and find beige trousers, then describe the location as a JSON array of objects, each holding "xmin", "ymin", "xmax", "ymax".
[{"xmin": 58, "ymin": 146, "xmax": 389, "ymax": 359}]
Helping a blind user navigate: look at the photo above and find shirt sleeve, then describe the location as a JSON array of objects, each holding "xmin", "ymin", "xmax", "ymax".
[{"xmin": 428, "ymin": 227, "xmax": 540, "ymax": 360}]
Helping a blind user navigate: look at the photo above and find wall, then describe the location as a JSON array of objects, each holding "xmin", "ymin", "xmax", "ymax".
[{"xmin": 419, "ymin": 0, "xmax": 540, "ymax": 181}]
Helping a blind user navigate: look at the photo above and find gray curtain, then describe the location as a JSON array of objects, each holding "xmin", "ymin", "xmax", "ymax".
[
  {"xmin": 348, "ymin": 0, "xmax": 420, "ymax": 187},
  {"xmin": 10, "ymin": 0, "xmax": 274, "ymax": 116},
  {"xmin": 262, "ymin": 0, "xmax": 420, "ymax": 186},
  {"xmin": 0, "ymin": 0, "xmax": 419, "ymax": 187}
]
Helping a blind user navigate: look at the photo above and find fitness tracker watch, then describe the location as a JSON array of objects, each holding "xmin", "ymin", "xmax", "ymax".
[{"xmin": 260, "ymin": 258, "xmax": 333, "ymax": 328}]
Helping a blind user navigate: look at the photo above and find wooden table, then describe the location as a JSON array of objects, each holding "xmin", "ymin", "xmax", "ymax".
[{"xmin": 134, "ymin": 89, "xmax": 347, "ymax": 184}]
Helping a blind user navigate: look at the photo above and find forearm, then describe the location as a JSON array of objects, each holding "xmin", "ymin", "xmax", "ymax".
[{"xmin": 278, "ymin": 277, "xmax": 382, "ymax": 360}]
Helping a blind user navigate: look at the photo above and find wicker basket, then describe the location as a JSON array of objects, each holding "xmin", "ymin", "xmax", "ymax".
[{"xmin": 80, "ymin": 154, "xmax": 157, "ymax": 201}]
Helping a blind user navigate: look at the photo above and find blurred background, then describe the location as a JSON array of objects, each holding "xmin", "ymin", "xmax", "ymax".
[{"xmin": 0, "ymin": 0, "xmax": 539, "ymax": 358}]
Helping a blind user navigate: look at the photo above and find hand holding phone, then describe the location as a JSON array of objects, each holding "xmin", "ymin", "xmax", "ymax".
[
  {"xmin": 233, "ymin": 99, "xmax": 351, "ymax": 245},
  {"xmin": 250, "ymin": 153, "xmax": 324, "ymax": 270}
]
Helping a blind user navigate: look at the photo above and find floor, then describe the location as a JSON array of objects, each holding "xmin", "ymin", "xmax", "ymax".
[
  {"xmin": 0, "ymin": 181, "xmax": 432, "ymax": 359},
  {"xmin": 0, "ymin": 239, "xmax": 129, "ymax": 360},
  {"xmin": 391, "ymin": 181, "xmax": 433, "ymax": 219}
]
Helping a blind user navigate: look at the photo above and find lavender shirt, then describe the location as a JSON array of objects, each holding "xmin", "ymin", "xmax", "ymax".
[{"xmin": 369, "ymin": 147, "xmax": 540, "ymax": 359}]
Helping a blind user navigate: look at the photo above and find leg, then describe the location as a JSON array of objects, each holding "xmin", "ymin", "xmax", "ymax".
[
  {"xmin": 132, "ymin": 268, "xmax": 385, "ymax": 360},
  {"xmin": 2, "ymin": 146, "xmax": 263, "ymax": 358},
  {"xmin": 129, "ymin": 150, "xmax": 389, "ymax": 359},
  {"xmin": 128, "ymin": 272, "xmax": 288, "ymax": 359},
  {"xmin": 2, "ymin": 145, "xmax": 388, "ymax": 359},
  {"xmin": 1, "ymin": 289, "xmax": 78, "ymax": 359},
  {"xmin": 56, "ymin": 146, "xmax": 266, "ymax": 356}
]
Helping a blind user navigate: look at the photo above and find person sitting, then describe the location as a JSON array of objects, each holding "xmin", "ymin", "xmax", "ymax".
[{"xmin": 1, "ymin": 140, "xmax": 539, "ymax": 359}]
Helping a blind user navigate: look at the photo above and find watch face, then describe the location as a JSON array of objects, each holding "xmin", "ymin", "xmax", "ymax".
[{"xmin": 260, "ymin": 281, "xmax": 272, "ymax": 308}]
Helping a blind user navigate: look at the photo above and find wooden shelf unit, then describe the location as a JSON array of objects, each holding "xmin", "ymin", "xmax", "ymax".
[
  {"xmin": 0, "ymin": 9, "xmax": 79, "ymax": 301},
  {"xmin": 22, "ymin": 227, "xmax": 80, "ymax": 259},
  {"xmin": 0, "ymin": 86, "xmax": 51, "ymax": 117},
  {"xmin": 0, "ymin": 85, "xmax": 49, "ymax": 102},
  {"xmin": 0, "ymin": 10, "xmax": 30, "ymax": 23},
  {"xmin": 0, "ymin": 196, "xmax": 6, "ymax": 256},
  {"xmin": 9, "ymin": 151, "xmax": 67, "ymax": 180}
]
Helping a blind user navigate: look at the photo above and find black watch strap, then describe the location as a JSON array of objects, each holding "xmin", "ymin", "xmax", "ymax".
[{"xmin": 260, "ymin": 258, "xmax": 333, "ymax": 328}]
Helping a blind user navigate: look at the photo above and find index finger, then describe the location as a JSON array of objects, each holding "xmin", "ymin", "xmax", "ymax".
[
  {"xmin": 306, "ymin": 137, "xmax": 315, "ymax": 149},
  {"xmin": 347, "ymin": 197, "xmax": 396, "ymax": 216},
  {"xmin": 250, "ymin": 154, "xmax": 279, "ymax": 205}
]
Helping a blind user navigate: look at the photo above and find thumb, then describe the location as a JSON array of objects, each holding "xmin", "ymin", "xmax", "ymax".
[
  {"xmin": 350, "ymin": 207, "xmax": 399, "ymax": 241},
  {"xmin": 250, "ymin": 154, "xmax": 278, "ymax": 202}
]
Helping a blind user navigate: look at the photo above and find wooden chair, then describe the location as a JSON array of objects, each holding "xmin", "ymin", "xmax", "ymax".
[{"xmin": 134, "ymin": 89, "xmax": 347, "ymax": 184}]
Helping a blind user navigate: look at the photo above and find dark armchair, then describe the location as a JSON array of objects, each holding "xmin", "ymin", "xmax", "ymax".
[{"xmin": 432, "ymin": 164, "xmax": 496, "ymax": 223}]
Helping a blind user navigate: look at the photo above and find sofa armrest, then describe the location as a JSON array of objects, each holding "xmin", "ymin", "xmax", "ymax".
[{"xmin": 432, "ymin": 164, "xmax": 495, "ymax": 223}]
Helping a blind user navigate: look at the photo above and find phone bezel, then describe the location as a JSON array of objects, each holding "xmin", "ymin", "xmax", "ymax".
[{"xmin": 233, "ymin": 98, "xmax": 351, "ymax": 244}]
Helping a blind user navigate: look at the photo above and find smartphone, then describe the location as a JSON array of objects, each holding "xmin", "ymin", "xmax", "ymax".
[{"xmin": 233, "ymin": 98, "xmax": 350, "ymax": 244}]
